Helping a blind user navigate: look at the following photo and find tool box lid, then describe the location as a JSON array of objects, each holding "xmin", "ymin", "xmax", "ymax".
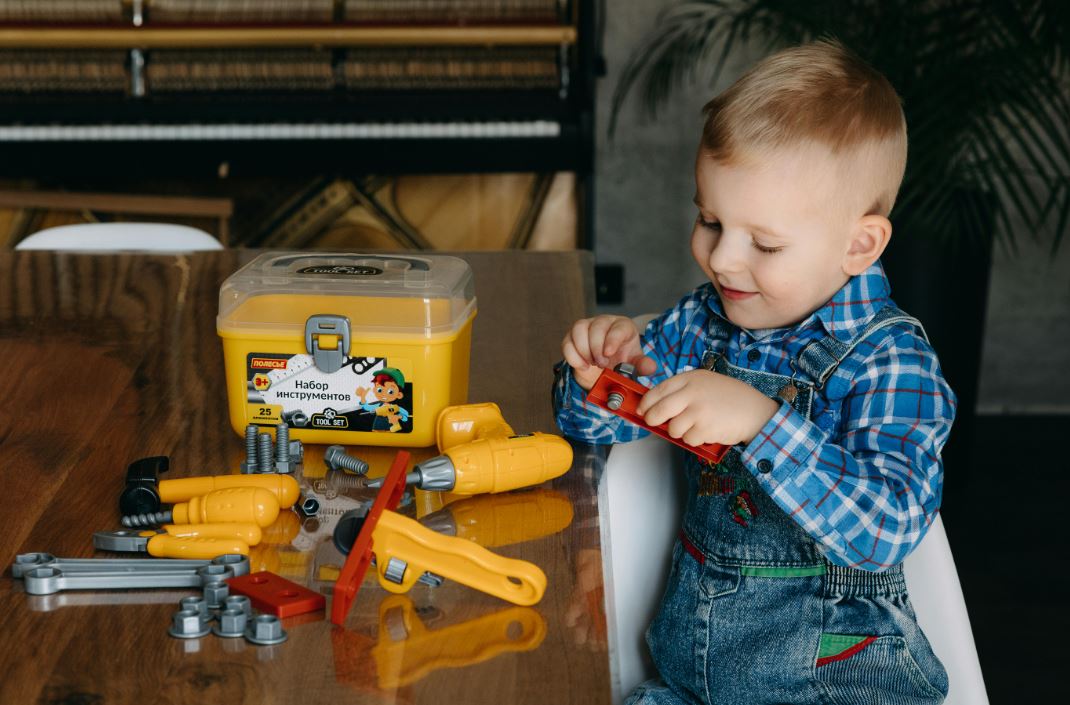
[{"xmin": 217, "ymin": 252, "xmax": 476, "ymax": 338}]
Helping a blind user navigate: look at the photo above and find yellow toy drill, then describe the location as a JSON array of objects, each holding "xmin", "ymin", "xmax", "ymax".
[{"xmin": 367, "ymin": 403, "xmax": 573, "ymax": 494}]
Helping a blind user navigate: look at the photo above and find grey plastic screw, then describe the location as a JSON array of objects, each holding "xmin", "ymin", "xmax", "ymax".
[
  {"xmin": 121, "ymin": 510, "xmax": 172, "ymax": 528},
  {"xmin": 169, "ymin": 609, "xmax": 211, "ymax": 639},
  {"xmin": 203, "ymin": 579, "xmax": 229, "ymax": 609},
  {"xmin": 257, "ymin": 433, "xmax": 274, "ymax": 473},
  {"xmin": 245, "ymin": 614, "xmax": 288, "ymax": 645},
  {"xmin": 180, "ymin": 596, "xmax": 212, "ymax": 624},
  {"xmin": 213, "ymin": 608, "xmax": 248, "ymax": 638},
  {"xmin": 324, "ymin": 445, "xmax": 369, "ymax": 475},
  {"xmin": 241, "ymin": 424, "xmax": 258, "ymax": 474}
]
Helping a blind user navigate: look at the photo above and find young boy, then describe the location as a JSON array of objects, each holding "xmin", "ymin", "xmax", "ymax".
[{"xmin": 554, "ymin": 41, "xmax": 955, "ymax": 705}]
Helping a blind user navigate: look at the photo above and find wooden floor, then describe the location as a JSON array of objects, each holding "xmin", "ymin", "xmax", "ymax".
[{"xmin": 945, "ymin": 414, "xmax": 1068, "ymax": 703}]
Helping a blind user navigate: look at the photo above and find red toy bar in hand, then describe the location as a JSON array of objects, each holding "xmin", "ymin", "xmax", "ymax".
[
  {"xmin": 586, "ymin": 364, "xmax": 730, "ymax": 465},
  {"xmin": 331, "ymin": 450, "xmax": 410, "ymax": 627}
]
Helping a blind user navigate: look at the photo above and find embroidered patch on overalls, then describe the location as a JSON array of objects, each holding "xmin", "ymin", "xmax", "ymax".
[
  {"xmin": 698, "ymin": 472, "xmax": 734, "ymax": 496},
  {"xmin": 730, "ymin": 490, "xmax": 758, "ymax": 526}
]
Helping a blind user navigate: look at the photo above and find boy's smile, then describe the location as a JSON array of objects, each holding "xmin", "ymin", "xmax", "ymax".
[{"xmin": 691, "ymin": 144, "xmax": 868, "ymax": 331}]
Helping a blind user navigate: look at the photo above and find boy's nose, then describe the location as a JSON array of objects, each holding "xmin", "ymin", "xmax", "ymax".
[{"xmin": 707, "ymin": 230, "xmax": 747, "ymax": 272}]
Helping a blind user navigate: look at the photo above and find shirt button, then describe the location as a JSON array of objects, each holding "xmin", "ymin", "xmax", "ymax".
[
  {"xmin": 757, "ymin": 459, "xmax": 773, "ymax": 474},
  {"xmin": 747, "ymin": 349, "xmax": 761, "ymax": 363}
]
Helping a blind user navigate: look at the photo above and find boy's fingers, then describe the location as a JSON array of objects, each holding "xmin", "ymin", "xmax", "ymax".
[
  {"xmin": 641, "ymin": 387, "xmax": 688, "ymax": 427},
  {"xmin": 632, "ymin": 354, "xmax": 658, "ymax": 377},
  {"xmin": 568, "ymin": 322, "xmax": 593, "ymax": 367},
  {"xmin": 664, "ymin": 407, "xmax": 697, "ymax": 440},
  {"xmin": 586, "ymin": 318, "xmax": 613, "ymax": 365},
  {"xmin": 603, "ymin": 319, "xmax": 637, "ymax": 359},
  {"xmin": 635, "ymin": 374, "xmax": 682, "ymax": 415},
  {"xmin": 562, "ymin": 339, "xmax": 590, "ymax": 371}
]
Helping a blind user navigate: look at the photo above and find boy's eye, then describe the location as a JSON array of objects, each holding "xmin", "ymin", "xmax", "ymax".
[
  {"xmin": 751, "ymin": 240, "xmax": 784, "ymax": 254},
  {"xmin": 697, "ymin": 215, "xmax": 721, "ymax": 232}
]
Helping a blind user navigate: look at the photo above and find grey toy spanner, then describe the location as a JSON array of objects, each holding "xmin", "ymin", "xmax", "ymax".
[{"xmin": 11, "ymin": 553, "xmax": 249, "ymax": 595}]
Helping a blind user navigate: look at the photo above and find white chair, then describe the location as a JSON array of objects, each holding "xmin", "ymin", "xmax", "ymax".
[
  {"xmin": 15, "ymin": 222, "xmax": 223, "ymax": 252},
  {"xmin": 599, "ymin": 434, "xmax": 989, "ymax": 705}
]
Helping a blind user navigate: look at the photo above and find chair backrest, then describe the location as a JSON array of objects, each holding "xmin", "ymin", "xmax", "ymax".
[
  {"xmin": 601, "ymin": 435, "xmax": 989, "ymax": 705},
  {"xmin": 15, "ymin": 222, "xmax": 223, "ymax": 252}
]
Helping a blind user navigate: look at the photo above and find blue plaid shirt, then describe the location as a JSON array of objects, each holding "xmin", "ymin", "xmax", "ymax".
[{"xmin": 553, "ymin": 262, "xmax": 956, "ymax": 571}]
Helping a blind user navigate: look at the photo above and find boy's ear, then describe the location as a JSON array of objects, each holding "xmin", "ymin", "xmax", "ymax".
[{"xmin": 842, "ymin": 214, "xmax": 892, "ymax": 276}]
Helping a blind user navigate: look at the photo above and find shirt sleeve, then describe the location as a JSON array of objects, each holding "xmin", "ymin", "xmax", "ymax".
[
  {"xmin": 739, "ymin": 329, "xmax": 956, "ymax": 571},
  {"xmin": 552, "ymin": 286, "xmax": 713, "ymax": 444}
]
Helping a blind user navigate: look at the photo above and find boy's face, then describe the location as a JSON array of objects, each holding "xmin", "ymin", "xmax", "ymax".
[
  {"xmin": 691, "ymin": 145, "xmax": 859, "ymax": 331},
  {"xmin": 374, "ymin": 380, "xmax": 402, "ymax": 402}
]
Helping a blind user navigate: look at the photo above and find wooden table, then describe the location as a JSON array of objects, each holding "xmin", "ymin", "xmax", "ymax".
[{"xmin": 0, "ymin": 250, "xmax": 609, "ymax": 704}]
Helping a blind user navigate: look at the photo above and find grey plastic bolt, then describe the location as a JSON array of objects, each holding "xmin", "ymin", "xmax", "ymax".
[
  {"xmin": 224, "ymin": 595, "xmax": 252, "ymax": 617},
  {"xmin": 324, "ymin": 445, "xmax": 369, "ymax": 475},
  {"xmin": 169, "ymin": 609, "xmax": 211, "ymax": 639},
  {"xmin": 245, "ymin": 614, "xmax": 288, "ymax": 645},
  {"xmin": 213, "ymin": 608, "xmax": 248, "ymax": 638},
  {"xmin": 241, "ymin": 424, "xmax": 258, "ymax": 473},
  {"xmin": 274, "ymin": 423, "xmax": 293, "ymax": 473},
  {"xmin": 202, "ymin": 579, "xmax": 229, "ymax": 609},
  {"xmin": 257, "ymin": 433, "xmax": 274, "ymax": 473},
  {"xmin": 383, "ymin": 557, "xmax": 407, "ymax": 584},
  {"xmin": 608, "ymin": 363, "xmax": 638, "ymax": 410},
  {"xmin": 180, "ymin": 596, "xmax": 212, "ymax": 624}
]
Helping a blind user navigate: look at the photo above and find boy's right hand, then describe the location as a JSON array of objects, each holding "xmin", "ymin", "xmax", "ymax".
[{"xmin": 562, "ymin": 315, "xmax": 657, "ymax": 391}]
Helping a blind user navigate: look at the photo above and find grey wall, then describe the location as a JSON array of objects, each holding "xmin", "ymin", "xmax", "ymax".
[{"xmin": 593, "ymin": 0, "xmax": 1070, "ymax": 413}]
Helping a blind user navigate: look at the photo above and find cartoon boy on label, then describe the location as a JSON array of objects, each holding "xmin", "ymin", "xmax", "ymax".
[{"xmin": 355, "ymin": 367, "xmax": 410, "ymax": 433}]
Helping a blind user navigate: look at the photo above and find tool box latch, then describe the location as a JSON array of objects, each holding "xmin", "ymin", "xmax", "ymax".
[{"xmin": 305, "ymin": 315, "xmax": 351, "ymax": 373}]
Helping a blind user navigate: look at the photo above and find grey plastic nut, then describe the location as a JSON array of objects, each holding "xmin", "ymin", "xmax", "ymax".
[
  {"xmin": 212, "ymin": 608, "xmax": 248, "ymax": 638},
  {"xmin": 245, "ymin": 614, "xmax": 288, "ymax": 646},
  {"xmin": 203, "ymin": 580, "xmax": 230, "ymax": 609},
  {"xmin": 169, "ymin": 608, "xmax": 211, "ymax": 639},
  {"xmin": 224, "ymin": 595, "xmax": 252, "ymax": 617},
  {"xmin": 298, "ymin": 495, "xmax": 320, "ymax": 518},
  {"xmin": 180, "ymin": 596, "xmax": 212, "ymax": 624}
]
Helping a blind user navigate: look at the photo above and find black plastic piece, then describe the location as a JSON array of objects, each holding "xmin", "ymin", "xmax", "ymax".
[
  {"xmin": 119, "ymin": 456, "xmax": 169, "ymax": 515},
  {"xmin": 332, "ymin": 507, "xmax": 368, "ymax": 556}
]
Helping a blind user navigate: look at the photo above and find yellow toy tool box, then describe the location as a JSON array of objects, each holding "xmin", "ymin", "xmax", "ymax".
[{"xmin": 217, "ymin": 253, "xmax": 476, "ymax": 447}]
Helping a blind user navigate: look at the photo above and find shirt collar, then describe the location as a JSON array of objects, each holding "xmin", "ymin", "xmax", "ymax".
[{"xmin": 704, "ymin": 260, "xmax": 891, "ymax": 342}]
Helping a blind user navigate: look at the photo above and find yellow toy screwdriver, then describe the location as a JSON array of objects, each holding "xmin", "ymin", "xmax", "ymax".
[
  {"xmin": 121, "ymin": 487, "xmax": 280, "ymax": 528},
  {"xmin": 367, "ymin": 403, "xmax": 573, "ymax": 494}
]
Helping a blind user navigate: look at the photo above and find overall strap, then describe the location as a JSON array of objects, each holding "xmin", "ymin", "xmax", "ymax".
[{"xmin": 795, "ymin": 305, "xmax": 928, "ymax": 394}]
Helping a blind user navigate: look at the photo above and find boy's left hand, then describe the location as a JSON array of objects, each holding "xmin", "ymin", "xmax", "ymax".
[{"xmin": 636, "ymin": 369, "xmax": 781, "ymax": 447}]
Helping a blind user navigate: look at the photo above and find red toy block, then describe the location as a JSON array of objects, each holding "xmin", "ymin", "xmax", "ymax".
[
  {"xmin": 226, "ymin": 571, "xmax": 325, "ymax": 619},
  {"xmin": 331, "ymin": 450, "xmax": 410, "ymax": 627},
  {"xmin": 587, "ymin": 367, "xmax": 730, "ymax": 465}
]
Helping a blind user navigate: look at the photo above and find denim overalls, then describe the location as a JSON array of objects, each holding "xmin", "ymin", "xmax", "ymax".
[{"xmin": 628, "ymin": 305, "xmax": 950, "ymax": 705}]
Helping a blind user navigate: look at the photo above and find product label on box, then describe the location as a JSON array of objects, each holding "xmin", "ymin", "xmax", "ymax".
[{"xmin": 245, "ymin": 353, "xmax": 414, "ymax": 434}]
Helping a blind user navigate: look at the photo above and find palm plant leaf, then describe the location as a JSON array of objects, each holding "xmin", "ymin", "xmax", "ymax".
[{"xmin": 609, "ymin": 0, "xmax": 1070, "ymax": 251}]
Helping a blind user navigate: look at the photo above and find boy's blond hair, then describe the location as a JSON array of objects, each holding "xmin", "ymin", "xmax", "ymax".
[{"xmin": 701, "ymin": 40, "xmax": 907, "ymax": 217}]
